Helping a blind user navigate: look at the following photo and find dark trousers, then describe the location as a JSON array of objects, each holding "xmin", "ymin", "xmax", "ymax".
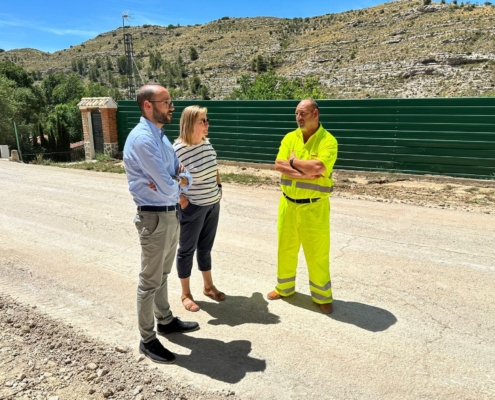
[{"xmin": 176, "ymin": 201, "xmax": 220, "ymax": 279}]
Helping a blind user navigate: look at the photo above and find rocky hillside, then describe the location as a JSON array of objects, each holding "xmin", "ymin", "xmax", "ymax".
[{"xmin": 2, "ymin": 0, "xmax": 495, "ymax": 99}]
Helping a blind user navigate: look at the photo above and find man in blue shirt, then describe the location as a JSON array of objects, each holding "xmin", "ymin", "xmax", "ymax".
[{"xmin": 123, "ymin": 84, "xmax": 198, "ymax": 364}]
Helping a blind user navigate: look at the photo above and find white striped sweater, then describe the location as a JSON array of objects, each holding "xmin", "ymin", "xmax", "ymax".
[{"xmin": 173, "ymin": 140, "xmax": 221, "ymax": 206}]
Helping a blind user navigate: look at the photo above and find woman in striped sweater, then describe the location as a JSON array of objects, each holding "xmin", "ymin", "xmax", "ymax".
[{"xmin": 173, "ymin": 105, "xmax": 225, "ymax": 312}]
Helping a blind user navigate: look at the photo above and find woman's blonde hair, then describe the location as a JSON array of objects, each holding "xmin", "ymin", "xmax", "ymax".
[{"xmin": 177, "ymin": 105, "xmax": 208, "ymax": 145}]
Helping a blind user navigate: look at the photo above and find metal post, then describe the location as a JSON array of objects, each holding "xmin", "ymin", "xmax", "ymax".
[
  {"xmin": 13, "ymin": 122, "xmax": 23, "ymax": 162},
  {"xmin": 124, "ymin": 33, "xmax": 136, "ymax": 99},
  {"xmin": 122, "ymin": 12, "xmax": 136, "ymax": 100}
]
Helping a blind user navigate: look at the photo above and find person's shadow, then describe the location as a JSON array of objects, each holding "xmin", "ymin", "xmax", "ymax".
[
  {"xmin": 167, "ymin": 334, "xmax": 266, "ymax": 383},
  {"xmin": 283, "ymin": 293, "xmax": 397, "ymax": 332},
  {"xmin": 195, "ymin": 292, "xmax": 280, "ymax": 326}
]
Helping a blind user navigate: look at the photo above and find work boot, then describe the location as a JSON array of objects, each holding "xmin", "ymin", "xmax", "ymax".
[{"xmin": 318, "ymin": 303, "xmax": 333, "ymax": 314}]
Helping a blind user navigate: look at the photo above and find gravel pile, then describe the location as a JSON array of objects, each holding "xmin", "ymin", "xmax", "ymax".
[{"xmin": 0, "ymin": 295, "xmax": 231, "ymax": 400}]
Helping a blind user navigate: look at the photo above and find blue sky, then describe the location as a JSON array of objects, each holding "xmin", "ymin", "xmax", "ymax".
[{"xmin": 0, "ymin": 0, "xmax": 385, "ymax": 53}]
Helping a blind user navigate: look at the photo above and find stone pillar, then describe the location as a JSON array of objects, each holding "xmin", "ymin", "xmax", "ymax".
[
  {"xmin": 77, "ymin": 97, "xmax": 118, "ymax": 160},
  {"xmin": 10, "ymin": 150, "xmax": 20, "ymax": 162},
  {"xmin": 101, "ymin": 108, "xmax": 119, "ymax": 158},
  {"xmin": 80, "ymin": 109, "xmax": 94, "ymax": 160}
]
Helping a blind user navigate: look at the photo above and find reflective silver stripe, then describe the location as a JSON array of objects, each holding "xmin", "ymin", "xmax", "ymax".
[
  {"xmin": 280, "ymin": 287, "xmax": 295, "ymax": 294},
  {"xmin": 277, "ymin": 276, "xmax": 296, "ymax": 284},
  {"xmin": 309, "ymin": 280, "xmax": 332, "ymax": 292},
  {"xmin": 280, "ymin": 179, "xmax": 292, "ymax": 186},
  {"xmin": 295, "ymin": 182, "xmax": 333, "ymax": 193},
  {"xmin": 311, "ymin": 291, "xmax": 333, "ymax": 301}
]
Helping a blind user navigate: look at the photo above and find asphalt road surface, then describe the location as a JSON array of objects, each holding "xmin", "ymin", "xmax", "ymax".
[{"xmin": 1, "ymin": 161, "xmax": 494, "ymax": 399}]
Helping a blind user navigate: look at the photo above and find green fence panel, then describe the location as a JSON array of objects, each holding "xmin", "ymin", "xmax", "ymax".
[{"xmin": 117, "ymin": 98, "xmax": 495, "ymax": 179}]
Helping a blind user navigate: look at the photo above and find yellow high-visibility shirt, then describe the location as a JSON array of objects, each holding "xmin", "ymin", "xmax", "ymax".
[{"xmin": 276, "ymin": 124, "xmax": 338, "ymax": 199}]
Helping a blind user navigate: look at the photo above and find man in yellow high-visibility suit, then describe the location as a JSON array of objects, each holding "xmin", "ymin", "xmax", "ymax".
[{"xmin": 267, "ymin": 98, "xmax": 338, "ymax": 314}]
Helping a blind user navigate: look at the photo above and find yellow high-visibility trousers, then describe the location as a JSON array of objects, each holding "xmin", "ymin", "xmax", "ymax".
[{"xmin": 275, "ymin": 196, "xmax": 333, "ymax": 304}]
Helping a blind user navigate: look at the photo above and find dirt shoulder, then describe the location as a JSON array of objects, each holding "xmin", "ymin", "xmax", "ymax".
[
  {"xmin": 0, "ymin": 295, "xmax": 229, "ymax": 400},
  {"xmin": 218, "ymin": 161, "xmax": 495, "ymax": 214}
]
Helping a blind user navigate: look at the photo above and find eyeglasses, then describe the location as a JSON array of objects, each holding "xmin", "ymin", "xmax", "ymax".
[
  {"xmin": 149, "ymin": 99, "xmax": 174, "ymax": 108},
  {"xmin": 199, "ymin": 118, "xmax": 210, "ymax": 124}
]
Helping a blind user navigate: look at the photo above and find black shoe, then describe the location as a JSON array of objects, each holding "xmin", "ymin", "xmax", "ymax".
[
  {"xmin": 157, "ymin": 317, "xmax": 200, "ymax": 335},
  {"xmin": 139, "ymin": 339, "xmax": 176, "ymax": 364}
]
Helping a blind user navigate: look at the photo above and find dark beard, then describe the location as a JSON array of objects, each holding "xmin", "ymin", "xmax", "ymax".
[{"xmin": 153, "ymin": 107, "xmax": 171, "ymax": 125}]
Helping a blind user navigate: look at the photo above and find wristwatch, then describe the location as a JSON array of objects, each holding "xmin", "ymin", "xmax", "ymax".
[{"xmin": 289, "ymin": 157, "xmax": 296, "ymax": 169}]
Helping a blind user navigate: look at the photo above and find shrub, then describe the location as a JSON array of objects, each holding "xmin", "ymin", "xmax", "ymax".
[
  {"xmin": 250, "ymin": 55, "xmax": 268, "ymax": 73},
  {"xmin": 189, "ymin": 47, "xmax": 199, "ymax": 61},
  {"xmin": 228, "ymin": 70, "xmax": 326, "ymax": 100},
  {"xmin": 96, "ymin": 153, "xmax": 111, "ymax": 162},
  {"xmin": 30, "ymin": 154, "xmax": 53, "ymax": 165}
]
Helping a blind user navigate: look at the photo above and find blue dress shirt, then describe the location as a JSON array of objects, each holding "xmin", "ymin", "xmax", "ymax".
[{"xmin": 123, "ymin": 117, "xmax": 192, "ymax": 206}]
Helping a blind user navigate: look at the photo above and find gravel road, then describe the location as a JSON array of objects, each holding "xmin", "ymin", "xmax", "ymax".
[{"xmin": 1, "ymin": 160, "xmax": 494, "ymax": 400}]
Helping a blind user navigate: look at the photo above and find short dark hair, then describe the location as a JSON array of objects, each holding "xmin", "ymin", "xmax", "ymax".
[{"xmin": 136, "ymin": 84, "xmax": 162, "ymax": 113}]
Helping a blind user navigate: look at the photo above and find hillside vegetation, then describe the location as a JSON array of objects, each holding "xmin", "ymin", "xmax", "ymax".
[{"xmin": 2, "ymin": 0, "xmax": 495, "ymax": 99}]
